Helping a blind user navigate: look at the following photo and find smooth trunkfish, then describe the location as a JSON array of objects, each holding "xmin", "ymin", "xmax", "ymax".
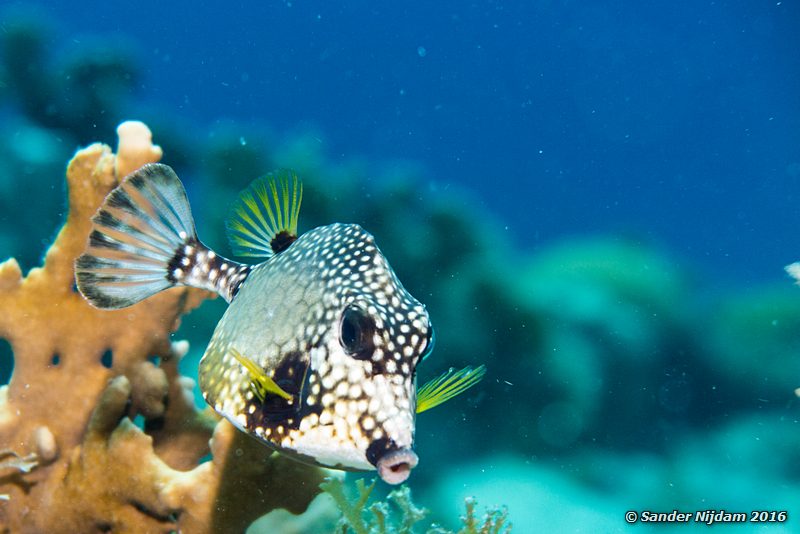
[{"xmin": 75, "ymin": 163, "xmax": 484, "ymax": 484}]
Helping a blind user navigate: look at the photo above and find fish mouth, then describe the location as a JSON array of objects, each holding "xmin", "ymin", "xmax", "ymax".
[
  {"xmin": 375, "ymin": 448, "xmax": 418, "ymax": 485},
  {"xmin": 367, "ymin": 437, "xmax": 419, "ymax": 484}
]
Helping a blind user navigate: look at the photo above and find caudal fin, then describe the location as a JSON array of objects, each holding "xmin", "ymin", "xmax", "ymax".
[{"xmin": 75, "ymin": 163, "xmax": 201, "ymax": 309}]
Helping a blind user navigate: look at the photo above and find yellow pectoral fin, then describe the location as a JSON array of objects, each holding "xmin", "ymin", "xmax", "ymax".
[
  {"xmin": 416, "ymin": 364, "xmax": 486, "ymax": 414},
  {"xmin": 230, "ymin": 348, "xmax": 294, "ymax": 402}
]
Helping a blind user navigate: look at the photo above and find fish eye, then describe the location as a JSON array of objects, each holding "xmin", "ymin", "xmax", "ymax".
[
  {"xmin": 421, "ymin": 325, "xmax": 436, "ymax": 361},
  {"xmin": 339, "ymin": 306, "xmax": 376, "ymax": 360}
]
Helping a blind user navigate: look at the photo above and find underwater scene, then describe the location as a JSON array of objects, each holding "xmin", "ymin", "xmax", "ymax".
[{"xmin": 0, "ymin": 1, "xmax": 798, "ymax": 533}]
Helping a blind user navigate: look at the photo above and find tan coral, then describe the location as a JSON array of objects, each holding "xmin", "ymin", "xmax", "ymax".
[{"xmin": 0, "ymin": 122, "xmax": 327, "ymax": 533}]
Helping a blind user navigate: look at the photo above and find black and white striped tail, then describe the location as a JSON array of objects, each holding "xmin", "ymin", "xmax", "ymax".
[{"xmin": 75, "ymin": 163, "xmax": 250, "ymax": 309}]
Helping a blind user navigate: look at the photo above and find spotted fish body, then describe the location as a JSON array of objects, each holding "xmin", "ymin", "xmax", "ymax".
[
  {"xmin": 75, "ymin": 163, "xmax": 482, "ymax": 484},
  {"xmin": 200, "ymin": 222, "xmax": 430, "ymax": 470}
]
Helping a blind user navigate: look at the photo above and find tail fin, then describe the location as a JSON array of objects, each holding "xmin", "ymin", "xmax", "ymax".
[{"xmin": 76, "ymin": 163, "xmax": 201, "ymax": 309}]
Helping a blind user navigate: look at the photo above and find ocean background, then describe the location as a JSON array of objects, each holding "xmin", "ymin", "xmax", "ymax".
[{"xmin": 1, "ymin": 1, "xmax": 799, "ymax": 531}]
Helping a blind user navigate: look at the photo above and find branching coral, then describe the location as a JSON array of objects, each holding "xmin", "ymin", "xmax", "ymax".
[
  {"xmin": 321, "ymin": 477, "xmax": 510, "ymax": 534},
  {"xmin": 0, "ymin": 121, "xmax": 327, "ymax": 533}
]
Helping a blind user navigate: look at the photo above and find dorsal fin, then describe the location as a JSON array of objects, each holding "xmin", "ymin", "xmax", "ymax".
[{"xmin": 225, "ymin": 170, "xmax": 303, "ymax": 259}]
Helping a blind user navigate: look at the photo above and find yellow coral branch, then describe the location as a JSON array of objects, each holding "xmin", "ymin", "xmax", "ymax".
[{"xmin": 0, "ymin": 122, "xmax": 326, "ymax": 533}]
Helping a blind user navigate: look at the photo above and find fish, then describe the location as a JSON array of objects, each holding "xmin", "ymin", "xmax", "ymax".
[{"xmin": 74, "ymin": 163, "xmax": 485, "ymax": 484}]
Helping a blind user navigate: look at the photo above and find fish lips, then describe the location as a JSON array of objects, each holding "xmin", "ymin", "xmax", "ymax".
[{"xmin": 367, "ymin": 437, "xmax": 418, "ymax": 484}]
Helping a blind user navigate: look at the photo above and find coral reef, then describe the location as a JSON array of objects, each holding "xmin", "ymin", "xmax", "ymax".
[
  {"xmin": 425, "ymin": 456, "xmax": 618, "ymax": 533},
  {"xmin": 703, "ymin": 285, "xmax": 800, "ymax": 401},
  {"xmin": 2, "ymin": 15, "xmax": 799, "ymax": 532},
  {"xmin": 319, "ymin": 477, "xmax": 510, "ymax": 534},
  {"xmin": 0, "ymin": 8, "xmax": 139, "ymax": 144},
  {"xmin": 0, "ymin": 122, "xmax": 326, "ymax": 533}
]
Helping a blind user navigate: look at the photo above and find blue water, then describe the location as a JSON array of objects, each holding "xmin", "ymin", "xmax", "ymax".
[
  {"xmin": 9, "ymin": 0, "xmax": 799, "ymax": 284},
  {"xmin": 2, "ymin": 2, "xmax": 800, "ymax": 531}
]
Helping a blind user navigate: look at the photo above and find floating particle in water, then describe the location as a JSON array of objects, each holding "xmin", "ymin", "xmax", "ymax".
[{"xmin": 417, "ymin": 46, "xmax": 427, "ymax": 57}]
